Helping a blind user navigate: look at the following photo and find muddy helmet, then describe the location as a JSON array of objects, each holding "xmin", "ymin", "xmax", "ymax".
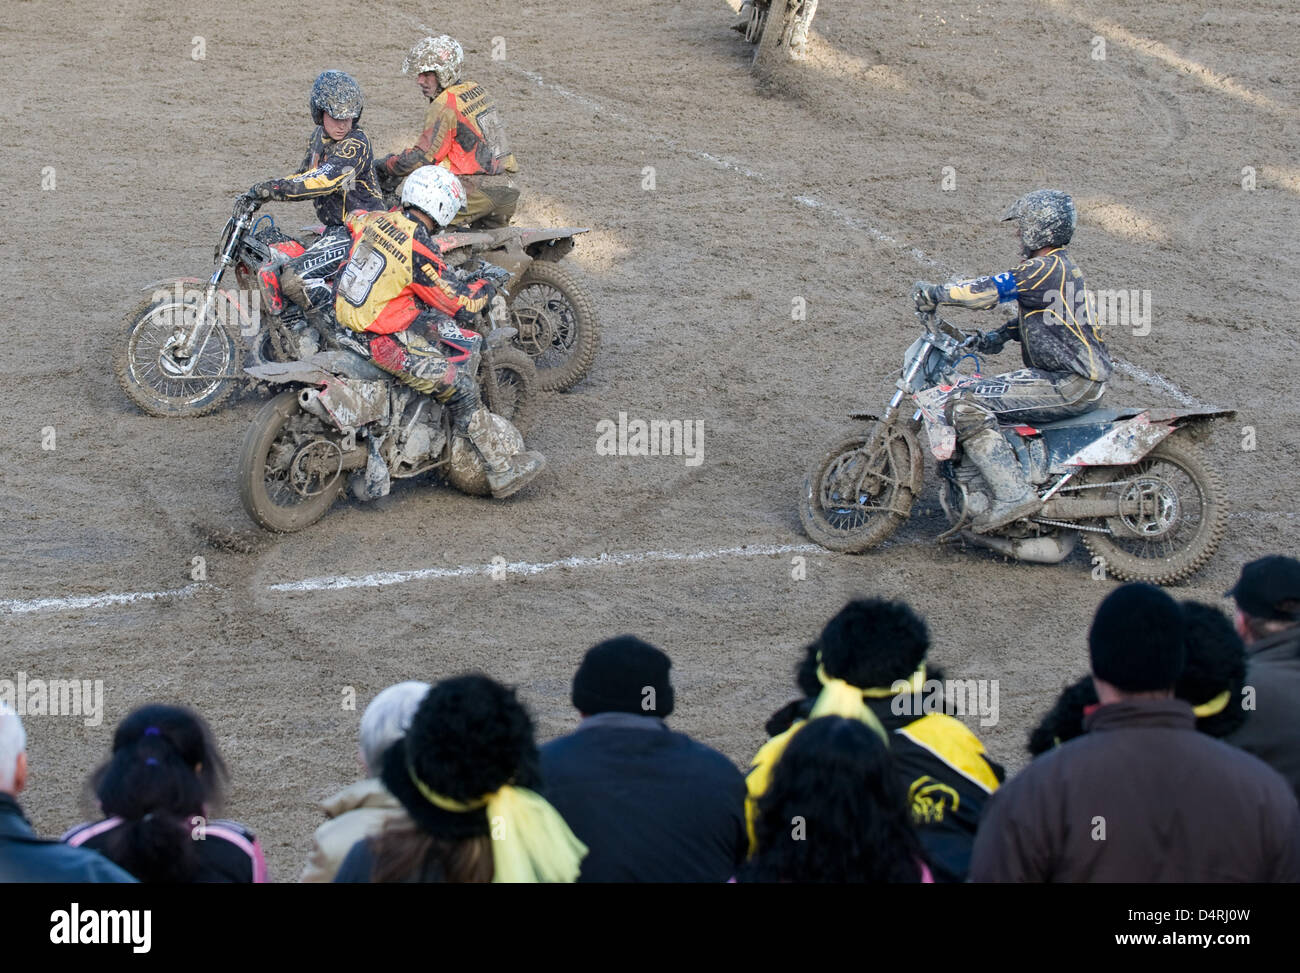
[
  {"xmin": 403, "ymin": 35, "xmax": 464, "ymax": 88},
  {"xmin": 1002, "ymin": 189, "xmax": 1076, "ymax": 255},
  {"xmin": 401, "ymin": 165, "xmax": 466, "ymax": 227},
  {"xmin": 310, "ymin": 70, "xmax": 364, "ymax": 126}
]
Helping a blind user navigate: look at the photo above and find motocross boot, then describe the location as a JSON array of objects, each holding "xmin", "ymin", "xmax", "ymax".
[
  {"xmin": 962, "ymin": 429, "xmax": 1042, "ymax": 534},
  {"xmin": 464, "ymin": 406, "xmax": 546, "ymax": 499},
  {"xmin": 442, "ymin": 372, "xmax": 546, "ymax": 499}
]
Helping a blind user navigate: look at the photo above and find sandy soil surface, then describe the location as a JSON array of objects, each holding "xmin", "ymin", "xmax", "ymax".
[{"xmin": 2, "ymin": 0, "xmax": 1297, "ymax": 880}]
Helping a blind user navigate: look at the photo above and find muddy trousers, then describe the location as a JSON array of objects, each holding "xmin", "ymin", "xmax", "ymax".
[
  {"xmin": 365, "ymin": 328, "xmax": 481, "ymax": 432},
  {"xmin": 458, "ymin": 173, "xmax": 520, "ymax": 227},
  {"xmin": 279, "ymin": 225, "xmax": 352, "ymax": 313},
  {"xmin": 947, "ymin": 368, "xmax": 1106, "ymax": 439}
]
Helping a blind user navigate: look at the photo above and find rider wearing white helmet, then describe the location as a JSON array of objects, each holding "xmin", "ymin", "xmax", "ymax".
[
  {"xmin": 334, "ymin": 165, "xmax": 544, "ymax": 499},
  {"xmin": 245, "ymin": 70, "xmax": 385, "ymax": 317},
  {"xmin": 376, "ymin": 35, "xmax": 520, "ymax": 228},
  {"xmin": 911, "ymin": 190, "xmax": 1112, "ymax": 534}
]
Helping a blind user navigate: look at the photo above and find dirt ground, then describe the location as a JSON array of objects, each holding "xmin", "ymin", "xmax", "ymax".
[{"xmin": 2, "ymin": 0, "xmax": 1297, "ymax": 880}]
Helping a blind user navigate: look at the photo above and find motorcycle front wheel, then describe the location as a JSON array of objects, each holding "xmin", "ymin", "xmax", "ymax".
[
  {"xmin": 114, "ymin": 288, "xmax": 241, "ymax": 417},
  {"xmin": 238, "ymin": 390, "xmax": 346, "ymax": 533},
  {"xmin": 798, "ymin": 424, "xmax": 919, "ymax": 553}
]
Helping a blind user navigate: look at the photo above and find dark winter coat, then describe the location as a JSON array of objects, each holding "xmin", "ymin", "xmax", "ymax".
[{"xmin": 969, "ymin": 699, "xmax": 1300, "ymax": 882}]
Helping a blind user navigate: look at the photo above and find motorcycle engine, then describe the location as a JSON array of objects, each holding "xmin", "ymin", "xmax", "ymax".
[{"xmin": 939, "ymin": 460, "xmax": 991, "ymax": 524}]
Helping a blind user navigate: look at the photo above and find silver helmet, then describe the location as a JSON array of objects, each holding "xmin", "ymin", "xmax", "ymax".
[
  {"xmin": 1002, "ymin": 189, "xmax": 1076, "ymax": 255},
  {"xmin": 403, "ymin": 35, "xmax": 464, "ymax": 88},
  {"xmin": 310, "ymin": 70, "xmax": 365, "ymax": 126}
]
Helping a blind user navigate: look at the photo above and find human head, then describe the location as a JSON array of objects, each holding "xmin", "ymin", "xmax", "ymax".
[
  {"xmin": 89, "ymin": 704, "xmax": 230, "ymax": 882},
  {"xmin": 1089, "ymin": 583, "xmax": 1186, "ymax": 699},
  {"xmin": 744, "ymin": 716, "xmax": 924, "ymax": 882},
  {"xmin": 1026, "ymin": 675, "xmax": 1098, "ymax": 756},
  {"xmin": 381, "ymin": 674, "xmax": 540, "ymax": 842},
  {"xmin": 571, "ymin": 636, "xmax": 675, "ymax": 718},
  {"xmin": 92, "ymin": 704, "xmax": 228, "ymax": 816},
  {"xmin": 1002, "ymin": 189, "xmax": 1076, "ymax": 257},
  {"xmin": 359, "ymin": 681, "xmax": 430, "ymax": 777},
  {"xmin": 310, "ymin": 70, "xmax": 364, "ymax": 130},
  {"xmin": 404, "ymin": 35, "xmax": 463, "ymax": 94},
  {"xmin": 400, "ymin": 165, "xmax": 466, "ymax": 229},
  {"xmin": 1178, "ymin": 601, "xmax": 1248, "ymax": 736},
  {"xmin": 816, "ymin": 598, "xmax": 930, "ymax": 689},
  {"xmin": 0, "ymin": 703, "xmax": 28, "ymax": 795},
  {"xmin": 1226, "ymin": 555, "xmax": 1300, "ymax": 643}
]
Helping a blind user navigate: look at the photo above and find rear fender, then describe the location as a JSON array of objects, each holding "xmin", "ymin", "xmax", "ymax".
[{"xmin": 1049, "ymin": 413, "xmax": 1176, "ymax": 470}]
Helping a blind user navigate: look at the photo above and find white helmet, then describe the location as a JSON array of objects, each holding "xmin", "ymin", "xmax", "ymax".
[
  {"xmin": 403, "ymin": 35, "xmax": 464, "ymax": 88},
  {"xmin": 401, "ymin": 165, "xmax": 466, "ymax": 226}
]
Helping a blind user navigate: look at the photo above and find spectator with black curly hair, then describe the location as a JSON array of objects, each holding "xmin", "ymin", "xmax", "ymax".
[
  {"xmin": 748, "ymin": 598, "xmax": 1002, "ymax": 882},
  {"xmin": 63, "ymin": 704, "xmax": 267, "ymax": 883},
  {"xmin": 1027, "ymin": 600, "xmax": 1249, "ymax": 757},
  {"xmin": 334, "ymin": 674, "xmax": 586, "ymax": 883},
  {"xmin": 738, "ymin": 717, "xmax": 931, "ymax": 883}
]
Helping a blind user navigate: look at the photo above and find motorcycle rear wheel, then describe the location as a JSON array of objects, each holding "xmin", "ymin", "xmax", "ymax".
[
  {"xmin": 483, "ymin": 346, "xmax": 539, "ymax": 438},
  {"xmin": 114, "ymin": 289, "xmax": 241, "ymax": 417},
  {"xmin": 1078, "ymin": 437, "xmax": 1228, "ymax": 585},
  {"xmin": 238, "ymin": 390, "xmax": 345, "ymax": 533},
  {"xmin": 508, "ymin": 260, "xmax": 599, "ymax": 392},
  {"xmin": 798, "ymin": 424, "xmax": 919, "ymax": 553}
]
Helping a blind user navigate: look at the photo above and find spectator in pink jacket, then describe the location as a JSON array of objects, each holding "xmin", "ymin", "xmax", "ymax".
[{"xmin": 64, "ymin": 704, "xmax": 267, "ymax": 883}]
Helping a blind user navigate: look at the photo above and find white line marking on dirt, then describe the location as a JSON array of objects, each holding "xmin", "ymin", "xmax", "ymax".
[
  {"xmin": 268, "ymin": 543, "xmax": 823, "ymax": 593},
  {"xmin": 0, "ymin": 583, "xmax": 208, "ymax": 617}
]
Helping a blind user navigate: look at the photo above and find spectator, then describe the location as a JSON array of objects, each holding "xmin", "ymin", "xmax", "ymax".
[
  {"xmin": 1027, "ymin": 600, "xmax": 1248, "ymax": 755},
  {"xmin": 539, "ymin": 636, "xmax": 748, "ymax": 882},
  {"xmin": 334, "ymin": 674, "xmax": 585, "ymax": 883},
  {"xmin": 737, "ymin": 716, "xmax": 931, "ymax": 883},
  {"xmin": 0, "ymin": 703, "xmax": 135, "ymax": 883},
  {"xmin": 1225, "ymin": 555, "xmax": 1300, "ymax": 797},
  {"xmin": 749, "ymin": 599, "xmax": 1002, "ymax": 882},
  {"xmin": 971, "ymin": 583, "xmax": 1300, "ymax": 882},
  {"xmin": 63, "ymin": 704, "xmax": 267, "ymax": 883},
  {"xmin": 300, "ymin": 681, "xmax": 429, "ymax": 883}
]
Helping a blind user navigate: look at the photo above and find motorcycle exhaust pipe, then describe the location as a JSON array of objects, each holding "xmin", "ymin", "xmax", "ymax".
[
  {"xmin": 961, "ymin": 530, "xmax": 1079, "ymax": 565},
  {"xmin": 298, "ymin": 387, "xmax": 332, "ymax": 423}
]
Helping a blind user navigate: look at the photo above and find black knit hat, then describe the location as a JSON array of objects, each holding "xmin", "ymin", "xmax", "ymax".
[
  {"xmin": 571, "ymin": 636, "xmax": 675, "ymax": 718},
  {"xmin": 1177, "ymin": 601, "xmax": 1248, "ymax": 737},
  {"xmin": 1226, "ymin": 555, "xmax": 1300, "ymax": 621},
  {"xmin": 381, "ymin": 674, "xmax": 540, "ymax": 839},
  {"xmin": 1089, "ymin": 584, "xmax": 1186, "ymax": 692}
]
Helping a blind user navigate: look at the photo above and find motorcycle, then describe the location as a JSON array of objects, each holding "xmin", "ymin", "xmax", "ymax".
[
  {"xmin": 115, "ymin": 196, "xmax": 592, "ymax": 417},
  {"xmin": 238, "ymin": 321, "xmax": 537, "ymax": 533},
  {"xmin": 797, "ymin": 308, "xmax": 1234, "ymax": 585},
  {"xmin": 420, "ymin": 223, "xmax": 598, "ymax": 393}
]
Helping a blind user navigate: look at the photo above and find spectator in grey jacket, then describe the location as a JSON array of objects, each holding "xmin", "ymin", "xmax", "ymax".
[
  {"xmin": 0, "ymin": 703, "xmax": 135, "ymax": 883},
  {"xmin": 540, "ymin": 636, "xmax": 748, "ymax": 882},
  {"xmin": 1226, "ymin": 555, "xmax": 1300, "ymax": 798},
  {"xmin": 971, "ymin": 584, "xmax": 1300, "ymax": 883}
]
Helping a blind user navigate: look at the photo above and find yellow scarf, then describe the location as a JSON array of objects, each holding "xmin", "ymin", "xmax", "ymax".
[
  {"xmin": 1192, "ymin": 688, "xmax": 1231, "ymax": 718},
  {"xmin": 407, "ymin": 760, "xmax": 587, "ymax": 883}
]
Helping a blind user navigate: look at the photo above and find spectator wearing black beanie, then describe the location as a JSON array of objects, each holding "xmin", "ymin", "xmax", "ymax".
[
  {"xmin": 540, "ymin": 636, "xmax": 747, "ymax": 882},
  {"xmin": 972, "ymin": 583, "xmax": 1300, "ymax": 883}
]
